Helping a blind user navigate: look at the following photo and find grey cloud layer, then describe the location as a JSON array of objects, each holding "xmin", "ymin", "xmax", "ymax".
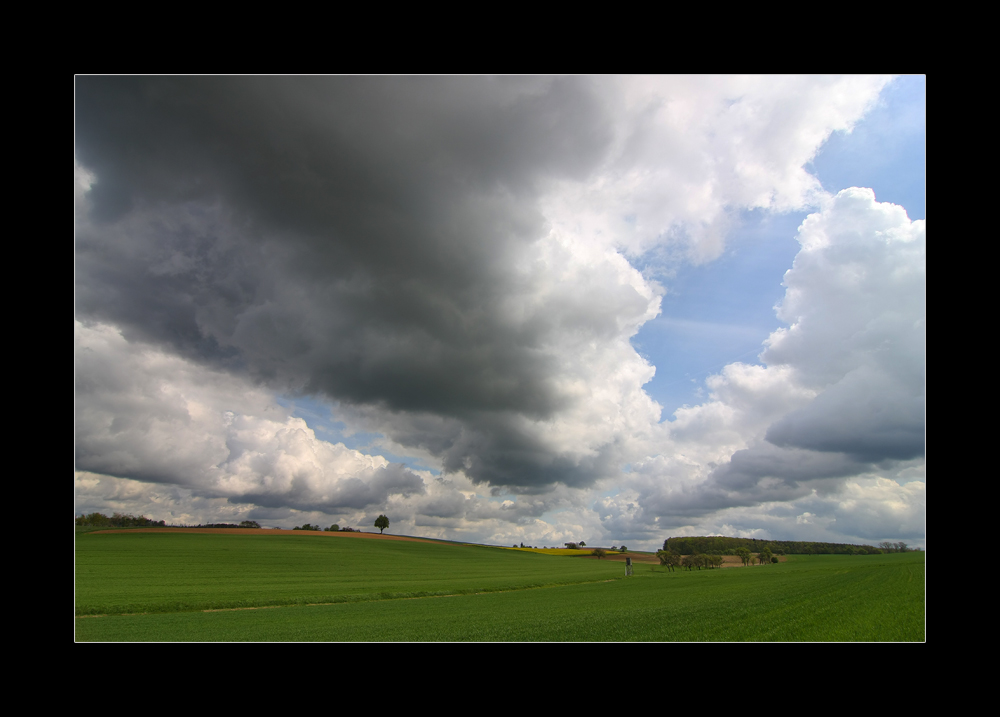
[
  {"xmin": 75, "ymin": 75, "xmax": 918, "ymax": 544},
  {"xmin": 75, "ymin": 77, "xmax": 659, "ymax": 488},
  {"xmin": 76, "ymin": 78, "xmax": 604, "ymax": 410}
]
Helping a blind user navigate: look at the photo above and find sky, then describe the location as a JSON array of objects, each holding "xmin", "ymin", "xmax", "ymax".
[{"xmin": 75, "ymin": 75, "xmax": 925, "ymax": 550}]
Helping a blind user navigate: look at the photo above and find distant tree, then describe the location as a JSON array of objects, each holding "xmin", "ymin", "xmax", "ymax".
[
  {"xmin": 619, "ymin": 546, "xmax": 628, "ymax": 553},
  {"xmin": 592, "ymin": 548, "xmax": 607, "ymax": 560},
  {"xmin": 374, "ymin": 515, "xmax": 390, "ymax": 534},
  {"xmin": 681, "ymin": 555, "xmax": 695, "ymax": 571},
  {"xmin": 564, "ymin": 542, "xmax": 579, "ymax": 549},
  {"xmin": 239, "ymin": 520, "xmax": 261, "ymax": 529},
  {"xmin": 579, "ymin": 541, "xmax": 586, "ymax": 547},
  {"xmin": 735, "ymin": 547, "xmax": 752, "ymax": 566},
  {"xmin": 760, "ymin": 547, "xmax": 773, "ymax": 565},
  {"xmin": 895, "ymin": 542, "xmax": 908, "ymax": 553},
  {"xmin": 657, "ymin": 550, "xmax": 680, "ymax": 572},
  {"xmin": 325, "ymin": 524, "xmax": 340, "ymax": 532}
]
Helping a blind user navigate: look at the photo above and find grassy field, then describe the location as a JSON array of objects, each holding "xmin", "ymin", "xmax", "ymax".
[{"xmin": 75, "ymin": 531, "xmax": 924, "ymax": 641}]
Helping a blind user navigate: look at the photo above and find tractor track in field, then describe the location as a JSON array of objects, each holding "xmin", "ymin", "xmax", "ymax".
[{"xmin": 77, "ymin": 578, "xmax": 624, "ymax": 618}]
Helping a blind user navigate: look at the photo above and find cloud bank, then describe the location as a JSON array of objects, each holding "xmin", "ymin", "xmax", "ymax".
[{"xmin": 75, "ymin": 76, "xmax": 922, "ymax": 546}]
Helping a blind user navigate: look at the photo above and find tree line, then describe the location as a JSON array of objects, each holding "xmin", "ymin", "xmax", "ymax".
[
  {"xmin": 76, "ymin": 513, "xmax": 398, "ymax": 533},
  {"xmin": 76, "ymin": 512, "xmax": 166, "ymax": 527},
  {"xmin": 654, "ymin": 546, "xmax": 780, "ymax": 570},
  {"xmin": 75, "ymin": 513, "xmax": 265, "ymax": 528},
  {"xmin": 878, "ymin": 541, "xmax": 916, "ymax": 553},
  {"xmin": 295, "ymin": 517, "xmax": 389, "ymax": 533},
  {"xmin": 662, "ymin": 535, "xmax": 918, "ymax": 556}
]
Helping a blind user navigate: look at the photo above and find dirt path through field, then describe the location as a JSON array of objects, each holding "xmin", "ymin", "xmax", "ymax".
[{"xmin": 78, "ymin": 576, "xmax": 626, "ymax": 618}]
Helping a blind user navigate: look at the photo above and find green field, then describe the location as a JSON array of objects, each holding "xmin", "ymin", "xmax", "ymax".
[{"xmin": 75, "ymin": 531, "xmax": 925, "ymax": 641}]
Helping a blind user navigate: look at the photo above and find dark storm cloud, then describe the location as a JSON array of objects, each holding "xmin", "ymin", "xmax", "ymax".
[
  {"xmin": 636, "ymin": 450, "xmax": 864, "ymax": 520},
  {"xmin": 239, "ymin": 463, "xmax": 425, "ymax": 512},
  {"xmin": 709, "ymin": 444, "xmax": 874, "ymax": 491},
  {"xmin": 348, "ymin": 407, "xmax": 624, "ymax": 490},
  {"xmin": 764, "ymin": 366, "xmax": 925, "ymax": 462},
  {"xmin": 76, "ymin": 77, "xmax": 624, "ymax": 487}
]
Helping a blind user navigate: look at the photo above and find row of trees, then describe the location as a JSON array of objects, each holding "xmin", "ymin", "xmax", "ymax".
[
  {"xmin": 878, "ymin": 541, "xmax": 916, "ymax": 553},
  {"xmin": 76, "ymin": 512, "xmax": 166, "ymax": 527},
  {"xmin": 298, "ymin": 517, "xmax": 388, "ymax": 533},
  {"xmin": 656, "ymin": 550, "xmax": 726, "ymax": 570},
  {"xmin": 664, "ymin": 536, "xmax": 889, "ymax": 556},
  {"xmin": 292, "ymin": 516, "xmax": 390, "ymax": 533},
  {"xmin": 655, "ymin": 548, "xmax": 780, "ymax": 570},
  {"xmin": 76, "ymin": 514, "xmax": 271, "ymax": 529},
  {"xmin": 735, "ymin": 547, "xmax": 778, "ymax": 566}
]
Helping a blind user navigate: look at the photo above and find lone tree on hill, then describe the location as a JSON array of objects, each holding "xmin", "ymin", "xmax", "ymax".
[
  {"xmin": 374, "ymin": 515, "xmax": 389, "ymax": 534},
  {"xmin": 591, "ymin": 548, "xmax": 607, "ymax": 559}
]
